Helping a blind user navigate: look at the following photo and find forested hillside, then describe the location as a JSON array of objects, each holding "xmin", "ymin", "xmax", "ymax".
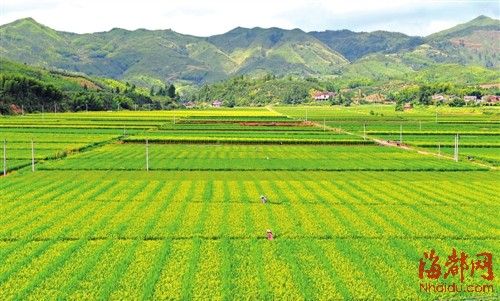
[{"xmin": 0, "ymin": 16, "xmax": 498, "ymax": 86}]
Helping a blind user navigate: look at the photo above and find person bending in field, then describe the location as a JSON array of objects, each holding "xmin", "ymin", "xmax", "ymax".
[
  {"xmin": 266, "ymin": 229, "xmax": 274, "ymax": 240},
  {"xmin": 260, "ymin": 195, "xmax": 268, "ymax": 204}
]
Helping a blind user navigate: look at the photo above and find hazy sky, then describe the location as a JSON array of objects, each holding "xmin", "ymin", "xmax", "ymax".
[{"xmin": 1, "ymin": 0, "xmax": 499, "ymax": 36}]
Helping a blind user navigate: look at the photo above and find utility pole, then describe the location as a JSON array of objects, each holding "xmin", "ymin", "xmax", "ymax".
[
  {"xmin": 323, "ymin": 117, "xmax": 326, "ymax": 131},
  {"xmin": 419, "ymin": 120, "xmax": 422, "ymax": 131},
  {"xmin": 438, "ymin": 143, "xmax": 441, "ymax": 157},
  {"xmin": 42, "ymin": 105, "xmax": 44, "ymax": 119},
  {"xmin": 21, "ymin": 105, "xmax": 24, "ymax": 116},
  {"xmin": 54, "ymin": 102, "xmax": 57, "ymax": 114},
  {"xmin": 31, "ymin": 139, "xmax": 35, "ymax": 172},
  {"xmin": 85, "ymin": 103, "xmax": 88, "ymax": 112},
  {"xmin": 305, "ymin": 108, "xmax": 308, "ymax": 122},
  {"xmin": 435, "ymin": 110, "xmax": 438, "ymax": 123},
  {"xmin": 3, "ymin": 139, "xmax": 6, "ymax": 176},
  {"xmin": 146, "ymin": 138, "xmax": 149, "ymax": 171}
]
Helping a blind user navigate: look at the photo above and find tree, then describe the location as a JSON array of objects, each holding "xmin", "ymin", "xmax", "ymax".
[
  {"xmin": 449, "ymin": 97, "xmax": 465, "ymax": 107},
  {"xmin": 226, "ymin": 99, "xmax": 236, "ymax": 108},
  {"xmin": 157, "ymin": 87, "xmax": 165, "ymax": 96},
  {"xmin": 343, "ymin": 94, "xmax": 352, "ymax": 106},
  {"xmin": 418, "ymin": 85, "xmax": 432, "ymax": 105},
  {"xmin": 167, "ymin": 84, "xmax": 176, "ymax": 99}
]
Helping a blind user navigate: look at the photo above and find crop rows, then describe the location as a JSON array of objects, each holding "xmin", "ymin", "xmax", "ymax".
[
  {"xmin": 0, "ymin": 170, "xmax": 498, "ymax": 299},
  {"xmin": 38, "ymin": 144, "xmax": 483, "ymax": 171},
  {"xmin": 133, "ymin": 130, "xmax": 363, "ymax": 140},
  {"xmin": 373, "ymin": 133, "xmax": 499, "ymax": 146},
  {"xmin": 0, "ymin": 107, "xmax": 498, "ymax": 300}
]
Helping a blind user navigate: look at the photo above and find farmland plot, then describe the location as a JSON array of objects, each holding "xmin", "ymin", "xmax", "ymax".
[
  {"xmin": 41, "ymin": 143, "xmax": 484, "ymax": 171},
  {"xmin": 0, "ymin": 107, "xmax": 498, "ymax": 300},
  {"xmin": 0, "ymin": 170, "xmax": 498, "ymax": 300}
]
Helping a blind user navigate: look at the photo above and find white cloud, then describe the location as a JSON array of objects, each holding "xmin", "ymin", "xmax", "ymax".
[{"xmin": 0, "ymin": 0, "xmax": 498, "ymax": 36}]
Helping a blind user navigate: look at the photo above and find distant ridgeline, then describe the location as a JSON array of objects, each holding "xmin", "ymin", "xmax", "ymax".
[{"xmin": 0, "ymin": 15, "xmax": 499, "ymax": 113}]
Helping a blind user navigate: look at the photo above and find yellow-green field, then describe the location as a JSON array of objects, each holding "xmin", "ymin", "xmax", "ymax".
[{"xmin": 0, "ymin": 105, "xmax": 498, "ymax": 300}]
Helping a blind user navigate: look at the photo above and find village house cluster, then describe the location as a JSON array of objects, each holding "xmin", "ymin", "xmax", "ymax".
[
  {"xmin": 432, "ymin": 94, "xmax": 500, "ymax": 105},
  {"xmin": 180, "ymin": 92, "xmax": 499, "ymax": 109}
]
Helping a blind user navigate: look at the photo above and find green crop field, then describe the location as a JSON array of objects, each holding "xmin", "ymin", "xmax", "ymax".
[{"xmin": 0, "ymin": 106, "xmax": 498, "ymax": 300}]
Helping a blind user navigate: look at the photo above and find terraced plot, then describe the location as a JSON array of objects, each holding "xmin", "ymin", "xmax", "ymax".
[{"xmin": 41, "ymin": 143, "xmax": 484, "ymax": 171}]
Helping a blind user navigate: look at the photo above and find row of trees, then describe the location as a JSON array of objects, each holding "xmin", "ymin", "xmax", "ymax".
[
  {"xmin": 0, "ymin": 75, "xmax": 64, "ymax": 113},
  {"xmin": 150, "ymin": 83, "xmax": 177, "ymax": 99},
  {"xmin": 2, "ymin": 72, "xmax": 497, "ymax": 113},
  {"xmin": 0, "ymin": 74, "xmax": 160, "ymax": 114}
]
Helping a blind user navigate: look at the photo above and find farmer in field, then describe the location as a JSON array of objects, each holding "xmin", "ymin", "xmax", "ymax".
[
  {"xmin": 266, "ymin": 229, "xmax": 274, "ymax": 240},
  {"xmin": 260, "ymin": 195, "xmax": 268, "ymax": 204}
]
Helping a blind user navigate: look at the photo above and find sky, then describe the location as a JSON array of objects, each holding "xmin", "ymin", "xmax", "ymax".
[{"xmin": 0, "ymin": 0, "xmax": 499, "ymax": 36}]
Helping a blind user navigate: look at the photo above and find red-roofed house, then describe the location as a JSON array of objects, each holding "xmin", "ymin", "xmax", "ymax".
[
  {"xmin": 312, "ymin": 91, "xmax": 336, "ymax": 101},
  {"xmin": 481, "ymin": 95, "xmax": 500, "ymax": 105},
  {"xmin": 212, "ymin": 100, "xmax": 223, "ymax": 108}
]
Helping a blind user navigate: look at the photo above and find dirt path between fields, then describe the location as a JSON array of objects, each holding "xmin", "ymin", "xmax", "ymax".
[{"xmin": 311, "ymin": 120, "xmax": 496, "ymax": 170}]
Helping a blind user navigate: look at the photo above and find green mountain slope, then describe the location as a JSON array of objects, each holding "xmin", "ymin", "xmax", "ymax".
[
  {"xmin": 421, "ymin": 15, "xmax": 500, "ymax": 68},
  {"xmin": 427, "ymin": 15, "xmax": 500, "ymax": 41},
  {"xmin": 207, "ymin": 27, "xmax": 348, "ymax": 76},
  {"xmin": 0, "ymin": 16, "xmax": 498, "ymax": 87},
  {"xmin": 0, "ymin": 19, "xmax": 236, "ymax": 85},
  {"xmin": 0, "ymin": 19, "xmax": 348, "ymax": 85},
  {"xmin": 310, "ymin": 30, "xmax": 424, "ymax": 61}
]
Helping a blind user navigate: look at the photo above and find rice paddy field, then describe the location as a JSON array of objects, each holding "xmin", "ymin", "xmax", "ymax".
[{"xmin": 0, "ymin": 105, "xmax": 499, "ymax": 300}]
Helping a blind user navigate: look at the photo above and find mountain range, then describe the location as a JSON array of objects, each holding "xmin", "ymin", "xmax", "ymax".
[{"xmin": 0, "ymin": 15, "xmax": 499, "ymax": 86}]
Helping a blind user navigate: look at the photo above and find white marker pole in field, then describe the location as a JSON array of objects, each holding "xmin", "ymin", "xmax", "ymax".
[
  {"xmin": 438, "ymin": 143, "xmax": 441, "ymax": 157},
  {"xmin": 305, "ymin": 108, "xmax": 308, "ymax": 122},
  {"xmin": 146, "ymin": 138, "xmax": 149, "ymax": 172},
  {"xmin": 435, "ymin": 110, "xmax": 438, "ymax": 123},
  {"xmin": 31, "ymin": 139, "xmax": 35, "ymax": 172},
  {"xmin": 400, "ymin": 124, "xmax": 403, "ymax": 144},
  {"xmin": 419, "ymin": 120, "xmax": 422, "ymax": 131},
  {"xmin": 453, "ymin": 135, "xmax": 457, "ymax": 161},
  {"xmin": 3, "ymin": 139, "xmax": 6, "ymax": 176},
  {"xmin": 323, "ymin": 117, "xmax": 326, "ymax": 131},
  {"xmin": 363, "ymin": 123, "xmax": 367, "ymax": 141},
  {"xmin": 454, "ymin": 134, "xmax": 459, "ymax": 162}
]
